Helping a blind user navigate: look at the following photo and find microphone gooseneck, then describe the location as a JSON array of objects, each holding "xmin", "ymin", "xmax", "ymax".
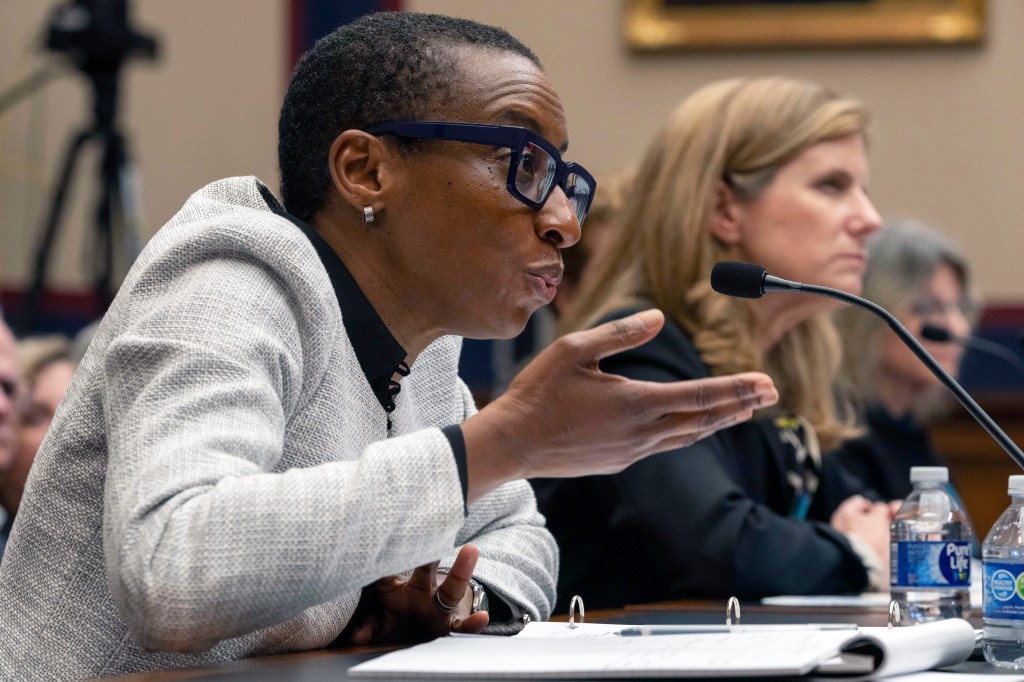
[
  {"xmin": 921, "ymin": 324, "xmax": 1024, "ymax": 381},
  {"xmin": 710, "ymin": 261, "xmax": 1024, "ymax": 471}
]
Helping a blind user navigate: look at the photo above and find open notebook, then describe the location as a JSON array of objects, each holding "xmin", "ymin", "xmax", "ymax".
[{"xmin": 349, "ymin": 618, "xmax": 976, "ymax": 679}]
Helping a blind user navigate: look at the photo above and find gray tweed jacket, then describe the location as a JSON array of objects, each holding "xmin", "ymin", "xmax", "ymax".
[{"xmin": 0, "ymin": 177, "xmax": 558, "ymax": 680}]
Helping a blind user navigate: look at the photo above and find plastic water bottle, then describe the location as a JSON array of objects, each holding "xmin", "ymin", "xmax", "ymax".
[
  {"xmin": 890, "ymin": 466, "xmax": 973, "ymax": 623},
  {"xmin": 982, "ymin": 475, "xmax": 1024, "ymax": 668}
]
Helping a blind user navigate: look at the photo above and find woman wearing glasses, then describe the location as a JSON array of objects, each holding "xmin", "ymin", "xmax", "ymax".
[
  {"xmin": 835, "ymin": 219, "xmax": 978, "ymax": 500},
  {"xmin": 0, "ymin": 12, "xmax": 777, "ymax": 680},
  {"xmin": 533, "ymin": 76, "xmax": 891, "ymax": 610}
]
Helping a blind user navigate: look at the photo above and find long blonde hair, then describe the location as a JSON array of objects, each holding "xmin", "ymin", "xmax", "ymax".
[{"xmin": 565, "ymin": 76, "xmax": 869, "ymax": 449}]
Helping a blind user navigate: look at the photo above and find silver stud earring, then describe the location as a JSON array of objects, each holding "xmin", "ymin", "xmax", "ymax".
[{"xmin": 362, "ymin": 206, "xmax": 375, "ymax": 224}]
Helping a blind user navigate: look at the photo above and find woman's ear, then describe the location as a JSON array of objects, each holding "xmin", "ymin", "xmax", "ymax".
[
  {"xmin": 709, "ymin": 180, "xmax": 744, "ymax": 246},
  {"xmin": 326, "ymin": 130, "xmax": 390, "ymax": 216}
]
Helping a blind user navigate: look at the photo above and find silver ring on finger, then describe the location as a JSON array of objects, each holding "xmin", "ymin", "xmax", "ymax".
[{"xmin": 433, "ymin": 590, "xmax": 460, "ymax": 613}]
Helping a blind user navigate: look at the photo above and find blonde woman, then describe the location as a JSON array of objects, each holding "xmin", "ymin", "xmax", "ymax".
[
  {"xmin": 532, "ymin": 76, "xmax": 890, "ymax": 609},
  {"xmin": 836, "ymin": 219, "xmax": 978, "ymax": 500}
]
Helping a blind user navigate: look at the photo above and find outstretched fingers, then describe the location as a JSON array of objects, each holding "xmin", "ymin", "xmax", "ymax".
[
  {"xmin": 646, "ymin": 405, "xmax": 756, "ymax": 454},
  {"xmin": 563, "ymin": 309, "xmax": 666, "ymax": 363},
  {"xmin": 629, "ymin": 373, "xmax": 776, "ymax": 449},
  {"xmin": 593, "ymin": 374, "xmax": 773, "ymax": 467},
  {"xmin": 642, "ymin": 372, "xmax": 777, "ymax": 421}
]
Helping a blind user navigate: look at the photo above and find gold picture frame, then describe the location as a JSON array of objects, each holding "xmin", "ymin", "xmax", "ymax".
[{"xmin": 624, "ymin": 0, "xmax": 986, "ymax": 51}]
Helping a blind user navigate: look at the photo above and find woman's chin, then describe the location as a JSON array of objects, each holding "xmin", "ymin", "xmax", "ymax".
[{"xmin": 463, "ymin": 310, "xmax": 536, "ymax": 342}]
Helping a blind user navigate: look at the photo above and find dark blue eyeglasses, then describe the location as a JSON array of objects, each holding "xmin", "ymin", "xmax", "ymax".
[{"xmin": 364, "ymin": 121, "xmax": 596, "ymax": 227}]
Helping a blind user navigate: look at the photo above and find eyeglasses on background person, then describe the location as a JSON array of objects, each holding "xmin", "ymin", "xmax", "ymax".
[
  {"xmin": 365, "ymin": 121, "xmax": 596, "ymax": 227},
  {"xmin": 910, "ymin": 295, "xmax": 979, "ymax": 322}
]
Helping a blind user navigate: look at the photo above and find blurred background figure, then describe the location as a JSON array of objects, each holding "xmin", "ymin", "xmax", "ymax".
[
  {"xmin": 552, "ymin": 167, "xmax": 635, "ymax": 321},
  {"xmin": 0, "ymin": 336, "xmax": 77, "ymax": 538},
  {"xmin": 836, "ymin": 219, "xmax": 979, "ymax": 500},
  {"xmin": 534, "ymin": 76, "xmax": 890, "ymax": 610},
  {"xmin": 0, "ymin": 315, "xmax": 23, "ymax": 558},
  {"xmin": 490, "ymin": 168, "xmax": 636, "ymax": 396}
]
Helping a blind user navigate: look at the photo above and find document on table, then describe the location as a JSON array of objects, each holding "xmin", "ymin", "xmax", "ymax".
[
  {"xmin": 880, "ymin": 671, "xmax": 1024, "ymax": 675},
  {"xmin": 762, "ymin": 592, "xmax": 982, "ymax": 610},
  {"xmin": 762, "ymin": 589, "xmax": 983, "ymax": 609},
  {"xmin": 761, "ymin": 592, "xmax": 892, "ymax": 608},
  {"xmin": 348, "ymin": 618, "xmax": 977, "ymax": 679},
  {"xmin": 764, "ymin": 560, "xmax": 984, "ymax": 609}
]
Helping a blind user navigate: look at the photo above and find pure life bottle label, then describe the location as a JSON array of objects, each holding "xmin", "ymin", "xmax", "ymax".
[
  {"xmin": 892, "ymin": 541, "xmax": 972, "ymax": 587},
  {"xmin": 985, "ymin": 563, "xmax": 1024, "ymax": 618}
]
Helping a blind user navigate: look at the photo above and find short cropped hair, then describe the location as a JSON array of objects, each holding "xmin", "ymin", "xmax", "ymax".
[{"xmin": 278, "ymin": 11, "xmax": 540, "ymax": 222}]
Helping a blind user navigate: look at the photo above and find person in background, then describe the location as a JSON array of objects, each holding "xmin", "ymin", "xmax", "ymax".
[
  {"xmin": 533, "ymin": 76, "xmax": 891, "ymax": 611},
  {"xmin": 0, "ymin": 13, "xmax": 776, "ymax": 679},
  {"xmin": 552, "ymin": 167, "xmax": 634, "ymax": 321},
  {"xmin": 0, "ymin": 337, "xmax": 77, "ymax": 545},
  {"xmin": 835, "ymin": 219, "xmax": 979, "ymax": 500},
  {"xmin": 0, "ymin": 315, "xmax": 23, "ymax": 559},
  {"xmin": 490, "ymin": 168, "xmax": 636, "ymax": 394}
]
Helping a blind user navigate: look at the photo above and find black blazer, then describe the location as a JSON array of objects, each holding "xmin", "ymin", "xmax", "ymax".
[
  {"xmin": 532, "ymin": 308, "xmax": 872, "ymax": 612},
  {"xmin": 835, "ymin": 405, "xmax": 947, "ymax": 501}
]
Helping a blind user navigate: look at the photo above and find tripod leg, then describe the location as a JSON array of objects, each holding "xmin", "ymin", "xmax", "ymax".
[
  {"xmin": 19, "ymin": 129, "xmax": 96, "ymax": 335},
  {"xmin": 112, "ymin": 133, "xmax": 143, "ymax": 266},
  {"xmin": 95, "ymin": 133, "xmax": 118, "ymax": 306},
  {"xmin": 94, "ymin": 129, "xmax": 142, "ymax": 309}
]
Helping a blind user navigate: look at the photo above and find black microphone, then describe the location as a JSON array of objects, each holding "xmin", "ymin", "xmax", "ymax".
[
  {"xmin": 921, "ymin": 324, "xmax": 1024, "ymax": 380},
  {"xmin": 710, "ymin": 261, "xmax": 1024, "ymax": 470}
]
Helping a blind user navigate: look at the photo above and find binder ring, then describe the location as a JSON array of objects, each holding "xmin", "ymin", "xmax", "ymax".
[
  {"xmin": 568, "ymin": 595, "xmax": 585, "ymax": 629},
  {"xmin": 726, "ymin": 596, "xmax": 741, "ymax": 626},
  {"xmin": 888, "ymin": 600, "xmax": 901, "ymax": 628}
]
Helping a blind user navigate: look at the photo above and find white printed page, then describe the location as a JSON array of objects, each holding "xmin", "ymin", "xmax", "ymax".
[
  {"xmin": 836, "ymin": 620, "xmax": 976, "ymax": 680},
  {"xmin": 761, "ymin": 592, "xmax": 892, "ymax": 607},
  {"xmin": 350, "ymin": 629, "xmax": 855, "ymax": 678},
  {"xmin": 512, "ymin": 621, "xmax": 626, "ymax": 637},
  {"xmin": 763, "ymin": 559, "xmax": 983, "ymax": 610},
  {"xmin": 880, "ymin": 671, "xmax": 1024, "ymax": 675}
]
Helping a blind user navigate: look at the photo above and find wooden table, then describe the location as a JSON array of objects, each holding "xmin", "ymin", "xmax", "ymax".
[{"xmin": 106, "ymin": 599, "xmax": 1020, "ymax": 680}]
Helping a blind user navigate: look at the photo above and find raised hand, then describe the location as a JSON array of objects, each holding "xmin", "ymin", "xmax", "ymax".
[
  {"xmin": 348, "ymin": 544, "xmax": 489, "ymax": 645},
  {"xmin": 462, "ymin": 309, "xmax": 778, "ymax": 502}
]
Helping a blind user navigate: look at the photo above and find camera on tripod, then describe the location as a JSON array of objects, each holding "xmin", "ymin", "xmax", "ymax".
[
  {"xmin": 45, "ymin": 0, "xmax": 157, "ymax": 74},
  {"xmin": 12, "ymin": 0, "xmax": 160, "ymax": 334}
]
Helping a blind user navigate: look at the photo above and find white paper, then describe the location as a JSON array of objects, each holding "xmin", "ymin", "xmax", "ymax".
[
  {"xmin": 763, "ymin": 561, "xmax": 984, "ymax": 610},
  {"xmin": 513, "ymin": 621, "xmax": 626, "ymax": 638},
  {"xmin": 761, "ymin": 592, "xmax": 892, "ymax": 607},
  {"xmin": 350, "ymin": 629, "xmax": 855, "ymax": 678},
  {"xmin": 840, "ymin": 620, "xmax": 977, "ymax": 680},
  {"xmin": 349, "ymin": 619, "xmax": 977, "ymax": 679},
  {"xmin": 880, "ymin": 671, "xmax": 1024, "ymax": 675}
]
